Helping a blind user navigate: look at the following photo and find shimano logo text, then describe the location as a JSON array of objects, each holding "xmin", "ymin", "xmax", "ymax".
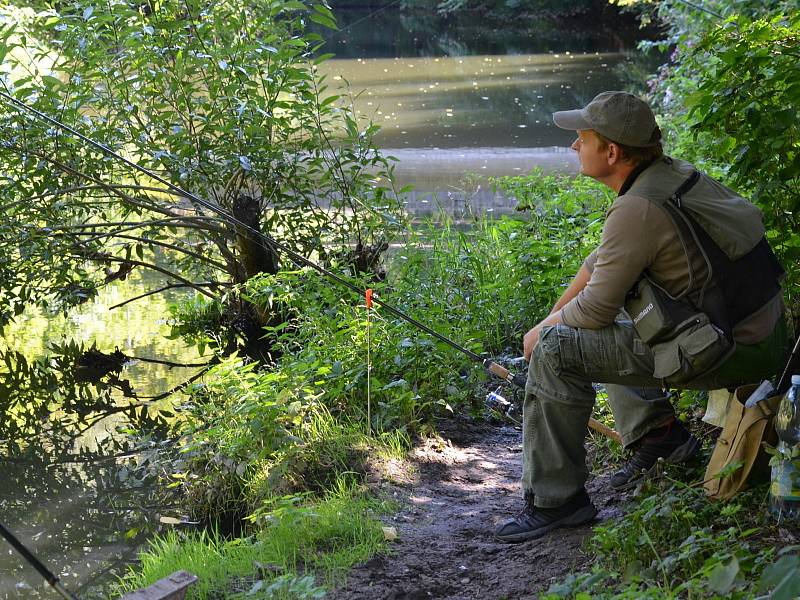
[{"xmin": 634, "ymin": 302, "xmax": 654, "ymax": 324}]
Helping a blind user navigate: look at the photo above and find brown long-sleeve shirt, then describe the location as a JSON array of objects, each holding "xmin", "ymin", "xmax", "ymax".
[{"xmin": 559, "ymin": 193, "xmax": 782, "ymax": 344}]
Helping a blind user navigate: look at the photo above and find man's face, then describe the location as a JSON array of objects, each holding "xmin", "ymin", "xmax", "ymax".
[{"xmin": 570, "ymin": 129, "xmax": 611, "ymax": 180}]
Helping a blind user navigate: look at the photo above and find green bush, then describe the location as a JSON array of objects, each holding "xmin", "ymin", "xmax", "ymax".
[
  {"xmin": 542, "ymin": 480, "xmax": 800, "ymax": 599},
  {"xmin": 640, "ymin": 3, "xmax": 800, "ymax": 313},
  {"xmin": 683, "ymin": 15, "xmax": 800, "ymax": 287}
]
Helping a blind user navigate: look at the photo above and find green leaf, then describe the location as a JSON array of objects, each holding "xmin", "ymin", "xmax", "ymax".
[
  {"xmin": 40, "ymin": 75, "xmax": 63, "ymax": 89},
  {"xmin": 707, "ymin": 556, "xmax": 739, "ymax": 595},
  {"xmin": 308, "ymin": 11, "xmax": 337, "ymax": 30},
  {"xmin": 319, "ymin": 94, "xmax": 339, "ymax": 107},
  {"xmin": 757, "ymin": 554, "xmax": 800, "ymax": 599},
  {"xmin": 313, "ymin": 52, "xmax": 335, "ymax": 65}
]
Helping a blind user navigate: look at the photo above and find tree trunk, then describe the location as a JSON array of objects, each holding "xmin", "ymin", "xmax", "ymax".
[{"xmin": 231, "ymin": 195, "xmax": 280, "ymax": 362}]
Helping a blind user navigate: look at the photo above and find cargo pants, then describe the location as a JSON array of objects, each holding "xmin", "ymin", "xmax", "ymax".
[{"xmin": 523, "ymin": 318, "xmax": 788, "ymax": 508}]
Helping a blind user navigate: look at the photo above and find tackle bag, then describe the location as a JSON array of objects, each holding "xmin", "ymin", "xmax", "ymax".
[
  {"xmin": 625, "ymin": 278, "xmax": 732, "ymax": 386},
  {"xmin": 704, "ymin": 384, "xmax": 779, "ymax": 501}
]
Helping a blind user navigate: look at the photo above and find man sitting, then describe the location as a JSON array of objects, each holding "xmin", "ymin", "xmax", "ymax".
[{"xmin": 495, "ymin": 91, "xmax": 787, "ymax": 543}]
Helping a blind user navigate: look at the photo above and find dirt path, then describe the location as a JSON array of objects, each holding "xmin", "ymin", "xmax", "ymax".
[{"xmin": 329, "ymin": 419, "xmax": 626, "ymax": 600}]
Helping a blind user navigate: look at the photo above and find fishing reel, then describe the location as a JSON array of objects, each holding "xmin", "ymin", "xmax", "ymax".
[{"xmin": 484, "ymin": 386, "xmax": 521, "ymax": 424}]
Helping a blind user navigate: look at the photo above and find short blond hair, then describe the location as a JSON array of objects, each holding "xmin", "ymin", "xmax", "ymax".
[{"xmin": 594, "ymin": 130, "xmax": 663, "ymax": 166}]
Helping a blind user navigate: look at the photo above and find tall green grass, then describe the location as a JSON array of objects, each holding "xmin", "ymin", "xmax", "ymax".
[{"xmin": 117, "ymin": 478, "xmax": 388, "ymax": 599}]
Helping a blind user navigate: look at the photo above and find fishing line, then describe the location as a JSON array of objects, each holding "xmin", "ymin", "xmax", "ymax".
[
  {"xmin": 321, "ymin": 0, "xmax": 407, "ymax": 44},
  {"xmin": 673, "ymin": 0, "xmax": 723, "ymax": 19}
]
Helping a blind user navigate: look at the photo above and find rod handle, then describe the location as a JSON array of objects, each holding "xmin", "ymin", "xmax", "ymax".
[
  {"xmin": 588, "ymin": 418, "xmax": 622, "ymax": 444},
  {"xmin": 484, "ymin": 360, "xmax": 527, "ymax": 389},
  {"xmin": 485, "ymin": 360, "xmax": 511, "ymax": 381}
]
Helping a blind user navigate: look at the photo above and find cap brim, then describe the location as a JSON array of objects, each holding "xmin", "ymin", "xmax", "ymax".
[{"xmin": 552, "ymin": 109, "xmax": 591, "ymax": 131}]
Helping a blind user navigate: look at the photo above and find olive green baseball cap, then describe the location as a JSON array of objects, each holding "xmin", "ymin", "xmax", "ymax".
[{"xmin": 552, "ymin": 91, "xmax": 661, "ymax": 147}]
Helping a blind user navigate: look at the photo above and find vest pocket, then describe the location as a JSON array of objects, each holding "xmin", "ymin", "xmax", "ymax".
[{"xmin": 651, "ymin": 314, "xmax": 733, "ymax": 385}]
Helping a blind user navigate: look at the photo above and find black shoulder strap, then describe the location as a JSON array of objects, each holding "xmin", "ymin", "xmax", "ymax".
[
  {"xmin": 661, "ymin": 170, "xmax": 784, "ymax": 335},
  {"xmin": 669, "ymin": 170, "xmax": 701, "ymax": 208}
]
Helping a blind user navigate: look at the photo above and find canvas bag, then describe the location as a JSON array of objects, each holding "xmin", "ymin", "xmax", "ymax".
[
  {"xmin": 624, "ymin": 279, "xmax": 732, "ymax": 386},
  {"xmin": 704, "ymin": 384, "xmax": 780, "ymax": 501}
]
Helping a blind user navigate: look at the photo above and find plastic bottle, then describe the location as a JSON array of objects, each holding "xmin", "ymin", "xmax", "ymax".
[{"xmin": 769, "ymin": 374, "xmax": 800, "ymax": 522}]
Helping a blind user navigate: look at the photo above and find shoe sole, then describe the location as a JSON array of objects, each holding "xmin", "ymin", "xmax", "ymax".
[
  {"xmin": 611, "ymin": 434, "xmax": 702, "ymax": 491},
  {"xmin": 495, "ymin": 504, "xmax": 599, "ymax": 543}
]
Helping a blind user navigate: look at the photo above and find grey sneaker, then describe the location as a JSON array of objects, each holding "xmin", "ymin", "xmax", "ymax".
[
  {"xmin": 610, "ymin": 419, "xmax": 701, "ymax": 490},
  {"xmin": 494, "ymin": 489, "xmax": 598, "ymax": 543}
]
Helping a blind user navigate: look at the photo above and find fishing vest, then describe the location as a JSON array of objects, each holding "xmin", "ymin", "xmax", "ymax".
[{"xmin": 624, "ymin": 157, "xmax": 785, "ymax": 340}]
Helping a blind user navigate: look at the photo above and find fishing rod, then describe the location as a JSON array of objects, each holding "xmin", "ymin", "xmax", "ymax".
[
  {"xmin": 0, "ymin": 90, "xmax": 619, "ymax": 442},
  {"xmin": 0, "ymin": 521, "xmax": 79, "ymax": 600},
  {"xmin": 673, "ymin": 0, "xmax": 723, "ymax": 19}
]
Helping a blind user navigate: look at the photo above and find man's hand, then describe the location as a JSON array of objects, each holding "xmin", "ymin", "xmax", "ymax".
[
  {"xmin": 523, "ymin": 325, "xmax": 542, "ymax": 361},
  {"xmin": 523, "ymin": 264, "xmax": 589, "ymax": 362},
  {"xmin": 523, "ymin": 311, "xmax": 565, "ymax": 361}
]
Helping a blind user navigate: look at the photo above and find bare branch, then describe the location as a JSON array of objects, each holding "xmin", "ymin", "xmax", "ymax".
[
  {"xmin": 73, "ymin": 232, "xmax": 230, "ymax": 272},
  {"xmin": 93, "ymin": 256, "xmax": 220, "ymax": 300},
  {"xmin": 6, "ymin": 144, "xmax": 222, "ymax": 224},
  {"xmin": 21, "ymin": 183, "xmax": 189, "ymax": 205},
  {"xmin": 39, "ymin": 216, "xmax": 228, "ymax": 235},
  {"xmin": 108, "ymin": 282, "xmax": 231, "ymax": 310}
]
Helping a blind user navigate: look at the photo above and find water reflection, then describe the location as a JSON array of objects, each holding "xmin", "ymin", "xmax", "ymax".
[
  {"xmin": 2, "ymin": 449, "xmax": 167, "ymax": 599},
  {"xmin": 1, "ymin": 272, "xmax": 201, "ymax": 396},
  {"xmin": 314, "ymin": 6, "xmax": 649, "ymax": 59},
  {"xmin": 0, "ymin": 271, "xmax": 202, "ymax": 599}
]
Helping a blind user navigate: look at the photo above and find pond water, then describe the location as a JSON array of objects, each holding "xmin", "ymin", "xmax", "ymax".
[
  {"xmin": 315, "ymin": 7, "xmax": 660, "ymax": 215},
  {"xmin": 0, "ymin": 6, "xmax": 657, "ymax": 598},
  {"xmin": 0, "ymin": 273, "xmax": 204, "ymax": 599},
  {"xmin": 320, "ymin": 52, "xmax": 635, "ymax": 149}
]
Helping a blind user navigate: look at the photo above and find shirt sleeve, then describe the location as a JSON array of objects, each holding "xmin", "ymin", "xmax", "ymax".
[
  {"xmin": 560, "ymin": 196, "xmax": 663, "ymax": 329},
  {"xmin": 583, "ymin": 249, "xmax": 598, "ymax": 274}
]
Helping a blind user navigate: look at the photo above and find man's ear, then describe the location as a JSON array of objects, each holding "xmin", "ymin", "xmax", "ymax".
[{"xmin": 606, "ymin": 142, "xmax": 621, "ymax": 165}]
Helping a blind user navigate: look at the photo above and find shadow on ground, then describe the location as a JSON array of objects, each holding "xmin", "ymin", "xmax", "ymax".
[{"xmin": 328, "ymin": 418, "xmax": 628, "ymax": 600}]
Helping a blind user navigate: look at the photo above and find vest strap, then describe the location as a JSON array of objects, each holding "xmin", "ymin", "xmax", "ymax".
[{"xmin": 669, "ymin": 170, "xmax": 700, "ymax": 208}]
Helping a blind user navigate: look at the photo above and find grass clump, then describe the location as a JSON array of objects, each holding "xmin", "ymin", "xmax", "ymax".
[{"xmin": 117, "ymin": 478, "xmax": 389, "ymax": 599}]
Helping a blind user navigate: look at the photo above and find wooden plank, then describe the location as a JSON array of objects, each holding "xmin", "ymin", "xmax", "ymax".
[{"xmin": 119, "ymin": 571, "xmax": 198, "ymax": 600}]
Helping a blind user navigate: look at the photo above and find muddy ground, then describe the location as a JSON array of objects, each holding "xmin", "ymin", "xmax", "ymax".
[{"xmin": 328, "ymin": 417, "xmax": 630, "ymax": 600}]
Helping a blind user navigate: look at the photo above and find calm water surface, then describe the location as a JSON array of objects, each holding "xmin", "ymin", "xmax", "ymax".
[
  {"xmin": 0, "ymin": 273, "xmax": 203, "ymax": 599},
  {"xmin": 315, "ymin": 8, "xmax": 659, "ymax": 212},
  {"xmin": 319, "ymin": 52, "xmax": 635, "ymax": 149}
]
